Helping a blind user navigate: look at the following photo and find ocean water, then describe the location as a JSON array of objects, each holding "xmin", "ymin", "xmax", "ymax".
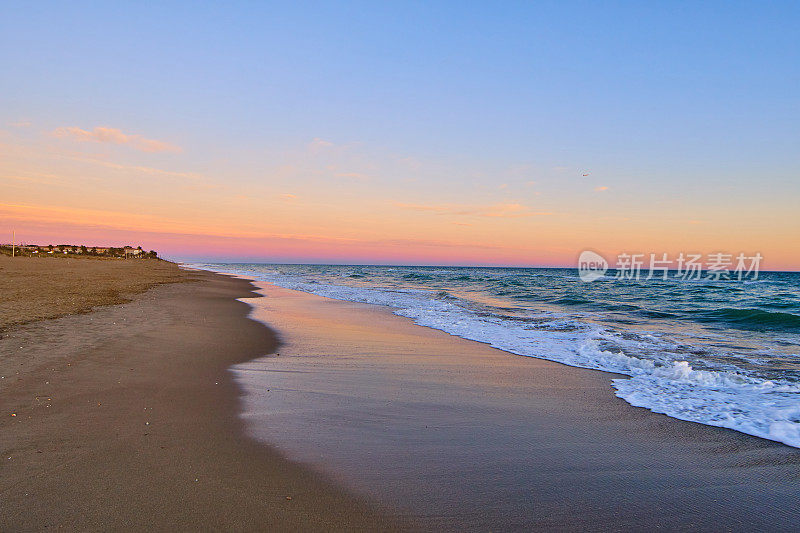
[{"xmin": 195, "ymin": 263, "xmax": 800, "ymax": 448}]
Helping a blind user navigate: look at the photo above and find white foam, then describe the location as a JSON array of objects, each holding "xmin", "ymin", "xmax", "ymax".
[{"xmin": 200, "ymin": 264, "xmax": 800, "ymax": 449}]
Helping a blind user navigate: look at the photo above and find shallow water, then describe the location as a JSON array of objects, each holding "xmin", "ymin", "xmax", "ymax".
[{"xmin": 196, "ymin": 263, "xmax": 800, "ymax": 448}]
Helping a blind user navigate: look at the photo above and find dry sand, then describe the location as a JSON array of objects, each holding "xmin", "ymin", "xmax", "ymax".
[
  {"xmin": 0, "ymin": 255, "xmax": 189, "ymax": 331},
  {"xmin": 0, "ymin": 260, "xmax": 406, "ymax": 531}
]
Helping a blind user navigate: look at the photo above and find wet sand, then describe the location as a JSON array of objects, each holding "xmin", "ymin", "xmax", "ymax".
[
  {"xmin": 235, "ymin": 282, "xmax": 800, "ymax": 531},
  {"xmin": 0, "ymin": 267, "xmax": 405, "ymax": 531}
]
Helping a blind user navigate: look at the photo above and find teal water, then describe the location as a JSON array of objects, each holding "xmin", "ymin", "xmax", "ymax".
[{"xmin": 197, "ymin": 263, "xmax": 800, "ymax": 448}]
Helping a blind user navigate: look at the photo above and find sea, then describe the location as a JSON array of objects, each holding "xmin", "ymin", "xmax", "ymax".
[{"xmin": 194, "ymin": 263, "xmax": 800, "ymax": 449}]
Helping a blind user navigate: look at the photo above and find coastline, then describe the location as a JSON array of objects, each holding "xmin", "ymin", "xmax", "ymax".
[
  {"xmin": 0, "ymin": 268, "xmax": 406, "ymax": 531},
  {"xmin": 4, "ymin": 260, "xmax": 798, "ymax": 530},
  {"xmin": 233, "ymin": 279, "xmax": 800, "ymax": 531},
  {"xmin": 208, "ymin": 264, "xmax": 800, "ymax": 450}
]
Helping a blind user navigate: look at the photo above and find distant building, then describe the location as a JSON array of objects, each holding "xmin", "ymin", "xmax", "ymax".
[{"xmin": 1, "ymin": 243, "xmax": 157, "ymax": 259}]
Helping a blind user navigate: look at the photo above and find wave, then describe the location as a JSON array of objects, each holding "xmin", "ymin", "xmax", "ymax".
[
  {"xmin": 697, "ymin": 308, "xmax": 800, "ymax": 332},
  {"xmin": 638, "ymin": 309, "xmax": 679, "ymax": 319},
  {"xmin": 553, "ymin": 296, "xmax": 592, "ymax": 305},
  {"xmin": 402, "ymin": 273, "xmax": 434, "ymax": 281},
  {"xmin": 196, "ymin": 264, "xmax": 800, "ymax": 449}
]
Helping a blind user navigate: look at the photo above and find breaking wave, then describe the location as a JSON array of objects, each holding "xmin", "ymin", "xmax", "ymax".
[{"xmin": 194, "ymin": 263, "xmax": 800, "ymax": 449}]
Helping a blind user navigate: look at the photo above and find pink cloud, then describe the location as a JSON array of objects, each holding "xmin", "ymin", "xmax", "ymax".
[
  {"xmin": 395, "ymin": 202, "xmax": 551, "ymax": 218},
  {"xmin": 334, "ymin": 172, "xmax": 370, "ymax": 180},
  {"xmin": 53, "ymin": 126, "xmax": 181, "ymax": 153}
]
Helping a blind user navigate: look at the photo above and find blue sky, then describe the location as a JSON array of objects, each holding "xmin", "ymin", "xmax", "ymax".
[{"xmin": 2, "ymin": 2, "xmax": 799, "ymax": 266}]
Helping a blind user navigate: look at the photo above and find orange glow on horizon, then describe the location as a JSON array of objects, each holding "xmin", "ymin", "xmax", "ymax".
[{"xmin": 2, "ymin": 128, "xmax": 798, "ymax": 270}]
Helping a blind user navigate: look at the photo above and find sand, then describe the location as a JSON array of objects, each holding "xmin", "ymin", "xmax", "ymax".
[
  {"xmin": 234, "ymin": 282, "xmax": 800, "ymax": 531},
  {"xmin": 0, "ymin": 255, "xmax": 189, "ymax": 331},
  {"xmin": 0, "ymin": 263, "xmax": 406, "ymax": 531},
  {"xmin": 3, "ymin": 257, "xmax": 799, "ymax": 531}
]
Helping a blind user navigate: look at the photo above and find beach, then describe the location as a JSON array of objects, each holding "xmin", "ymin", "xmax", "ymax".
[
  {"xmin": 0, "ymin": 258, "xmax": 404, "ymax": 531},
  {"xmin": 2, "ymin": 257, "xmax": 799, "ymax": 531},
  {"xmin": 232, "ymin": 281, "xmax": 800, "ymax": 530},
  {"xmin": 6, "ymin": 1, "xmax": 799, "ymax": 530}
]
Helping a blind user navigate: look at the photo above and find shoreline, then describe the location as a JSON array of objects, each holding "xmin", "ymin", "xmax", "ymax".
[
  {"xmin": 4, "ymin": 261, "xmax": 798, "ymax": 530},
  {"xmin": 0, "ymin": 268, "xmax": 407, "ymax": 531},
  {"xmin": 208, "ymin": 265, "xmax": 800, "ymax": 449},
  {"xmin": 232, "ymin": 278, "xmax": 800, "ymax": 530}
]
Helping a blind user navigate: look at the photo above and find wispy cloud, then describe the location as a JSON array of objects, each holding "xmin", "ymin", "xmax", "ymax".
[
  {"xmin": 481, "ymin": 203, "xmax": 549, "ymax": 218},
  {"xmin": 334, "ymin": 171, "xmax": 370, "ymax": 181},
  {"xmin": 594, "ymin": 186, "xmax": 609, "ymax": 192},
  {"xmin": 53, "ymin": 126, "xmax": 181, "ymax": 153},
  {"xmin": 395, "ymin": 203, "xmax": 451, "ymax": 213},
  {"xmin": 9, "ymin": 120, "xmax": 32, "ymax": 128},
  {"xmin": 68, "ymin": 155, "xmax": 201, "ymax": 180},
  {"xmin": 308, "ymin": 137, "xmax": 334, "ymax": 151},
  {"xmin": 395, "ymin": 202, "xmax": 550, "ymax": 218},
  {"xmin": 0, "ymin": 171, "xmax": 63, "ymax": 185}
]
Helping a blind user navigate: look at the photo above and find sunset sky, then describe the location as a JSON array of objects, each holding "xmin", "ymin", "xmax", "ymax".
[{"xmin": 2, "ymin": 2, "xmax": 799, "ymax": 268}]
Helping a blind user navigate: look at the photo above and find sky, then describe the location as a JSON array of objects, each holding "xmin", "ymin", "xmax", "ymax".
[{"xmin": 1, "ymin": 1, "xmax": 799, "ymax": 268}]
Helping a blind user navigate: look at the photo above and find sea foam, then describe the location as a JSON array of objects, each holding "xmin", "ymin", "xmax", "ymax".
[{"xmin": 197, "ymin": 264, "xmax": 800, "ymax": 449}]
